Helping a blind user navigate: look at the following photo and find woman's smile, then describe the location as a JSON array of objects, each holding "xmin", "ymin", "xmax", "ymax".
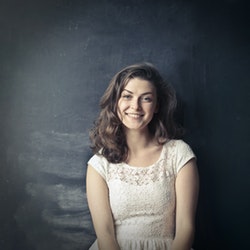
[{"xmin": 126, "ymin": 113, "xmax": 144, "ymax": 119}]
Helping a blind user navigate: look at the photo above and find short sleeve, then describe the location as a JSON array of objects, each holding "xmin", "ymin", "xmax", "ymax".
[
  {"xmin": 175, "ymin": 140, "xmax": 196, "ymax": 173},
  {"xmin": 87, "ymin": 154, "xmax": 109, "ymax": 180}
]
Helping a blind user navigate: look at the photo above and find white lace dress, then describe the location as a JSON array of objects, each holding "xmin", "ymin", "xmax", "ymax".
[{"xmin": 88, "ymin": 139, "xmax": 196, "ymax": 250}]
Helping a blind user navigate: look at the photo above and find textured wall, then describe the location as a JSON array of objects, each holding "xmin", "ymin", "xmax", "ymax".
[{"xmin": 0, "ymin": 0, "xmax": 249, "ymax": 249}]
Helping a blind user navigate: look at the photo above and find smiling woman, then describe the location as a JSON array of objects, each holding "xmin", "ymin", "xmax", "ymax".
[
  {"xmin": 86, "ymin": 63, "xmax": 199, "ymax": 250},
  {"xmin": 89, "ymin": 63, "xmax": 183, "ymax": 164},
  {"xmin": 117, "ymin": 78, "xmax": 158, "ymax": 132}
]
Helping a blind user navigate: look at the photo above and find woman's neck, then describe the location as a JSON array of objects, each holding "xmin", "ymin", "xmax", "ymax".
[
  {"xmin": 123, "ymin": 128, "xmax": 163, "ymax": 167},
  {"xmin": 125, "ymin": 128, "xmax": 156, "ymax": 153}
]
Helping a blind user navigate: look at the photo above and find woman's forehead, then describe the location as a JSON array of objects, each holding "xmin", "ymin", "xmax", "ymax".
[{"xmin": 122, "ymin": 78, "xmax": 156, "ymax": 93}]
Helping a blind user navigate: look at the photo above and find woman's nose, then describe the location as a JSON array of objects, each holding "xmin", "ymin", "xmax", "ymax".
[{"xmin": 131, "ymin": 98, "xmax": 141, "ymax": 110}]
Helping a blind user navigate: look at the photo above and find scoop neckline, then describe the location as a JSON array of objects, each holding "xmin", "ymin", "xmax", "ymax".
[{"xmin": 122, "ymin": 140, "xmax": 171, "ymax": 169}]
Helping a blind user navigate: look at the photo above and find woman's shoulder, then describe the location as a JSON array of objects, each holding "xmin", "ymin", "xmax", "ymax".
[
  {"xmin": 163, "ymin": 139, "xmax": 196, "ymax": 173},
  {"xmin": 87, "ymin": 152, "xmax": 110, "ymax": 180},
  {"xmin": 163, "ymin": 139, "xmax": 195, "ymax": 159},
  {"xmin": 88, "ymin": 151, "xmax": 108, "ymax": 166},
  {"xmin": 163, "ymin": 139, "xmax": 190, "ymax": 148}
]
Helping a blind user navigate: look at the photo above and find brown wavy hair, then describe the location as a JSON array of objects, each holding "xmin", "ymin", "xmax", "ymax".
[{"xmin": 89, "ymin": 62, "xmax": 184, "ymax": 163}]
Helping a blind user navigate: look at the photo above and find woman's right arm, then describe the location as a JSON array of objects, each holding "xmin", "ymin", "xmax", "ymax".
[{"xmin": 86, "ymin": 164, "xmax": 120, "ymax": 250}]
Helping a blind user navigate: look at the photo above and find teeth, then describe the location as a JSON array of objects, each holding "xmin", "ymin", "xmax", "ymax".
[{"xmin": 127, "ymin": 113, "xmax": 142, "ymax": 118}]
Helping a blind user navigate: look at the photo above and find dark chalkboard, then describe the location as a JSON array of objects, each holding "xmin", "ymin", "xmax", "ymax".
[{"xmin": 0, "ymin": 0, "xmax": 249, "ymax": 249}]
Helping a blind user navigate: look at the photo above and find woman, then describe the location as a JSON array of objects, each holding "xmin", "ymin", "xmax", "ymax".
[{"xmin": 86, "ymin": 63, "xmax": 199, "ymax": 250}]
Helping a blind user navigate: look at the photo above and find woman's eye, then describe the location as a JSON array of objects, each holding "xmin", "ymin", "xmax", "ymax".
[
  {"xmin": 122, "ymin": 95, "xmax": 132, "ymax": 100},
  {"xmin": 142, "ymin": 96, "xmax": 152, "ymax": 102}
]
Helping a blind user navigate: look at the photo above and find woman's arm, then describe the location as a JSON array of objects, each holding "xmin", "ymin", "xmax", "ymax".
[
  {"xmin": 86, "ymin": 165, "xmax": 120, "ymax": 250},
  {"xmin": 172, "ymin": 158, "xmax": 199, "ymax": 250}
]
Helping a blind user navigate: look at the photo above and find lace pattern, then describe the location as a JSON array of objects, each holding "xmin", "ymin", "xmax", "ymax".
[
  {"xmin": 107, "ymin": 140, "xmax": 177, "ymax": 185},
  {"xmin": 88, "ymin": 139, "xmax": 196, "ymax": 250}
]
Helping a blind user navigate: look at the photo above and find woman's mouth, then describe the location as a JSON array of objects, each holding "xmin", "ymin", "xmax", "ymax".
[{"xmin": 126, "ymin": 113, "xmax": 143, "ymax": 118}]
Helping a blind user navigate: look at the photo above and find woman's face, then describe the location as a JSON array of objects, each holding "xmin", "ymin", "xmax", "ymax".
[{"xmin": 117, "ymin": 78, "xmax": 158, "ymax": 132}]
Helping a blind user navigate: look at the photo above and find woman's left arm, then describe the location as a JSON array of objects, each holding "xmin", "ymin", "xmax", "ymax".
[{"xmin": 172, "ymin": 158, "xmax": 199, "ymax": 250}]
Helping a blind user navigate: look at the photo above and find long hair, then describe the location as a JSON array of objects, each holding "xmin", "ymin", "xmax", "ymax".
[{"xmin": 89, "ymin": 62, "xmax": 183, "ymax": 163}]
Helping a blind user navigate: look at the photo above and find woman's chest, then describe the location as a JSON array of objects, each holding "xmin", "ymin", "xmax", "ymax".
[{"xmin": 107, "ymin": 165, "xmax": 176, "ymax": 220}]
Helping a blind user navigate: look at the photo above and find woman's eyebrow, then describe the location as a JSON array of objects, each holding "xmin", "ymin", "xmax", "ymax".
[
  {"xmin": 123, "ymin": 89, "xmax": 153, "ymax": 95},
  {"xmin": 123, "ymin": 89, "xmax": 133, "ymax": 94}
]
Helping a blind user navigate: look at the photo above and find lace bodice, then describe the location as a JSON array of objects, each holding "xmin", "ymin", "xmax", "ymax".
[{"xmin": 88, "ymin": 139, "xmax": 195, "ymax": 250}]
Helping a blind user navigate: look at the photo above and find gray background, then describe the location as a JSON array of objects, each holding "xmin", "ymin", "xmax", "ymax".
[{"xmin": 0, "ymin": 0, "xmax": 249, "ymax": 249}]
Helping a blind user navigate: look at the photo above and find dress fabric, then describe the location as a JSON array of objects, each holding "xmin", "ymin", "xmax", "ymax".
[{"xmin": 88, "ymin": 139, "xmax": 196, "ymax": 250}]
